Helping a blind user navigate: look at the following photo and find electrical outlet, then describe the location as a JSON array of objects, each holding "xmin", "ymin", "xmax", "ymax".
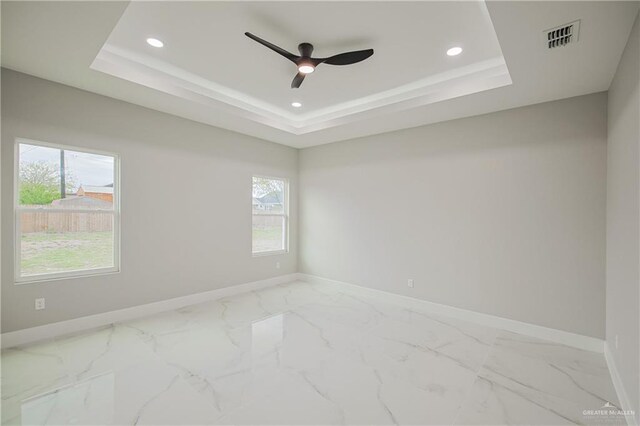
[
  {"xmin": 407, "ymin": 279, "xmax": 414, "ymax": 288},
  {"xmin": 35, "ymin": 298, "xmax": 45, "ymax": 310},
  {"xmin": 276, "ymin": 262, "xmax": 281, "ymax": 269},
  {"xmin": 615, "ymin": 335, "xmax": 619, "ymax": 349}
]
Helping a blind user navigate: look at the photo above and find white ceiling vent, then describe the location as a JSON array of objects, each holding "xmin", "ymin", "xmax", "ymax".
[{"xmin": 545, "ymin": 20, "xmax": 580, "ymax": 49}]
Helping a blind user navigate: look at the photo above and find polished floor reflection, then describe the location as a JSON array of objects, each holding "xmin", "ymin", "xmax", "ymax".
[{"xmin": 1, "ymin": 280, "xmax": 624, "ymax": 425}]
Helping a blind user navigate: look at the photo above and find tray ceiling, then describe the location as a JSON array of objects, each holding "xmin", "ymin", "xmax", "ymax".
[
  {"xmin": 91, "ymin": 1, "xmax": 511, "ymax": 135},
  {"xmin": 2, "ymin": 1, "xmax": 638, "ymax": 147}
]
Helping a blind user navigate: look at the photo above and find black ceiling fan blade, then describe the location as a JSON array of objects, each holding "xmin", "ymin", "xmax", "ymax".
[
  {"xmin": 291, "ymin": 72, "xmax": 306, "ymax": 89},
  {"xmin": 320, "ymin": 49, "xmax": 374, "ymax": 66},
  {"xmin": 245, "ymin": 32, "xmax": 299, "ymax": 63}
]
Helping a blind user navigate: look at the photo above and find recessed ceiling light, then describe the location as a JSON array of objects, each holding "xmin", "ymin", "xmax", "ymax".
[
  {"xmin": 447, "ymin": 46, "xmax": 463, "ymax": 56},
  {"xmin": 291, "ymin": 102, "xmax": 302, "ymax": 108},
  {"xmin": 146, "ymin": 38, "xmax": 164, "ymax": 48}
]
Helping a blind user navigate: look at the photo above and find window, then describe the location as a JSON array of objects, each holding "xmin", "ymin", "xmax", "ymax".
[
  {"xmin": 252, "ymin": 176, "xmax": 288, "ymax": 255},
  {"xmin": 15, "ymin": 140, "xmax": 119, "ymax": 282}
]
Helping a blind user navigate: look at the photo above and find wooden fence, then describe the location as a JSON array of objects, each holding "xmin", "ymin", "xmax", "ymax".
[{"xmin": 20, "ymin": 211, "xmax": 113, "ymax": 233}]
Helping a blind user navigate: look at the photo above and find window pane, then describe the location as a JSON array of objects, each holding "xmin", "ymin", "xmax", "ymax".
[
  {"xmin": 19, "ymin": 143, "xmax": 115, "ymax": 210},
  {"xmin": 65, "ymin": 149, "xmax": 115, "ymax": 209},
  {"xmin": 19, "ymin": 211, "xmax": 115, "ymax": 277},
  {"xmin": 18, "ymin": 144, "xmax": 61, "ymax": 207},
  {"xmin": 252, "ymin": 215, "xmax": 284, "ymax": 253},
  {"xmin": 252, "ymin": 177, "xmax": 284, "ymax": 214}
]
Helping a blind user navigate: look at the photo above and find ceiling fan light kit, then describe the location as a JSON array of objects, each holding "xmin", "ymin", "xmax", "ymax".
[
  {"xmin": 298, "ymin": 63, "xmax": 315, "ymax": 74},
  {"xmin": 244, "ymin": 32, "xmax": 374, "ymax": 89}
]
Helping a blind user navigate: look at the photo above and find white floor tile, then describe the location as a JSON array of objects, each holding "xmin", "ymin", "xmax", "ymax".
[{"xmin": 1, "ymin": 280, "xmax": 620, "ymax": 425}]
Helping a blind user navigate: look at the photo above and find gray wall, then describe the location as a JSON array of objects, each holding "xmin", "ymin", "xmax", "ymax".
[
  {"xmin": 299, "ymin": 93, "xmax": 607, "ymax": 338},
  {"xmin": 1, "ymin": 69, "xmax": 298, "ymax": 333},
  {"xmin": 606, "ymin": 11, "xmax": 639, "ymax": 417}
]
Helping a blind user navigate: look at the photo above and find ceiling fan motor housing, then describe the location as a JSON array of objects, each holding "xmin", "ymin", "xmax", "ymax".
[{"xmin": 298, "ymin": 43, "xmax": 314, "ymax": 58}]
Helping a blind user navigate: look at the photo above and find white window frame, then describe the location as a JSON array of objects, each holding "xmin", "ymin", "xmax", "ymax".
[
  {"xmin": 252, "ymin": 175, "xmax": 289, "ymax": 257},
  {"xmin": 14, "ymin": 138, "xmax": 121, "ymax": 284}
]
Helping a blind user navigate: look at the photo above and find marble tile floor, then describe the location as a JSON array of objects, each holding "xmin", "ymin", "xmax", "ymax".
[{"xmin": 1, "ymin": 280, "xmax": 624, "ymax": 425}]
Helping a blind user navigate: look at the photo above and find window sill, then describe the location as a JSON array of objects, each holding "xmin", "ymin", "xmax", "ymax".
[
  {"xmin": 252, "ymin": 250, "xmax": 288, "ymax": 257},
  {"xmin": 15, "ymin": 268, "xmax": 120, "ymax": 285}
]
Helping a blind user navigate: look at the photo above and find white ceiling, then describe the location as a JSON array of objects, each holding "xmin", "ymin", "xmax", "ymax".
[
  {"xmin": 97, "ymin": 1, "xmax": 506, "ymax": 117},
  {"xmin": 2, "ymin": 1, "xmax": 638, "ymax": 148}
]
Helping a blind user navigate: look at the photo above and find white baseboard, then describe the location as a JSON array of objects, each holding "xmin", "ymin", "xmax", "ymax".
[
  {"xmin": 605, "ymin": 342, "xmax": 638, "ymax": 426},
  {"xmin": 296, "ymin": 273, "xmax": 604, "ymax": 353},
  {"xmin": 1, "ymin": 273, "xmax": 297, "ymax": 349},
  {"xmin": 3, "ymin": 272, "xmax": 605, "ymax": 355}
]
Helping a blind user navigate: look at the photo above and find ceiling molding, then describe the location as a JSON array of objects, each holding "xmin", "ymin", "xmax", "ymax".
[
  {"xmin": 4, "ymin": 1, "xmax": 638, "ymax": 147},
  {"xmin": 92, "ymin": 44, "xmax": 512, "ymax": 135}
]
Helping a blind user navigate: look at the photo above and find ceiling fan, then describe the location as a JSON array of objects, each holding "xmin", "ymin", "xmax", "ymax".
[{"xmin": 244, "ymin": 32, "xmax": 374, "ymax": 89}]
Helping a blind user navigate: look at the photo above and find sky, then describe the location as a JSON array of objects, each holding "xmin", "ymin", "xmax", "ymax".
[{"xmin": 19, "ymin": 143, "xmax": 114, "ymax": 188}]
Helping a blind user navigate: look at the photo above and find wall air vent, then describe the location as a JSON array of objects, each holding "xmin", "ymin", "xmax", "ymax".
[{"xmin": 545, "ymin": 20, "xmax": 580, "ymax": 49}]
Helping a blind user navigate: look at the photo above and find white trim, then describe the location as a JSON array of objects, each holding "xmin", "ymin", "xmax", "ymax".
[
  {"xmin": 14, "ymin": 138, "xmax": 121, "ymax": 284},
  {"xmin": 1, "ymin": 273, "xmax": 297, "ymax": 349},
  {"xmin": 252, "ymin": 176, "xmax": 289, "ymax": 256},
  {"xmin": 91, "ymin": 43, "xmax": 512, "ymax": 135},
  {"xmin": 296, "ymin": 273, "xmax": 605, "ymax": 353},
  {"xmin": 16, "ymin": 266, "xmax": 120, "ymax": 285},
  {"xmin": 605, "ymin": 342, "xmax": 638, "ymax": 426},
  {"xmin": 252, "ymin": 249, "xmax": 287, "ymax": 258},
  {"xmin": 15, "ymin": 137, "xmax": 120, "ymax": 158}
]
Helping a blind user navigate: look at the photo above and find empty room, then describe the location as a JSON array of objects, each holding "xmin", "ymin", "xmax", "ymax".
[{"xmin": 1, "ymin": 1, "xmax": 639, "ymax": 425}]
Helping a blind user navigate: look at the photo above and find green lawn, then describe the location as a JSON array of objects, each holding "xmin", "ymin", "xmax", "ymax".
[
  {"xmin": 21, "ymin": 231, "xmax": 114, "ymax": 276},
  {"xmin": 21, "ymin": 227, "xmax": 281, "ymax": 276}
]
